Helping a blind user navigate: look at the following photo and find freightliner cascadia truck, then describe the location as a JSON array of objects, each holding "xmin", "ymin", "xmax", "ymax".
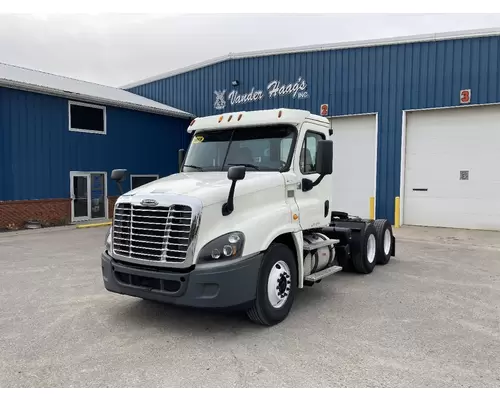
[{"xmin": 102, "ymin": 109, "xmax": 396, "ymax": 326}]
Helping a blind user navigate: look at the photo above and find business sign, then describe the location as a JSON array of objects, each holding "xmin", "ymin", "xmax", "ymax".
[{"xmin": 213, "ymin": 77, "xmax": 309, "ymax": 110}]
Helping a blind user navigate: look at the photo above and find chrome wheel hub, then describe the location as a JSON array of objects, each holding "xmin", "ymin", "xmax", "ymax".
[
  {"xmin": 367, "ymin": 234, "xmax": 376, "ymax": 264},
  {"xmin": 267, "ymin": 260, "xmax": 291, "ymax": 309},
  {"xmin": 383, "ymin": 229, "xmax": 391, "ymax": 255}
]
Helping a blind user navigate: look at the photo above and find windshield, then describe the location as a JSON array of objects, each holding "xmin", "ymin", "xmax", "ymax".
[{"xmin": 182, "ymin": 125, "xmax": 297, "ymax": 172}]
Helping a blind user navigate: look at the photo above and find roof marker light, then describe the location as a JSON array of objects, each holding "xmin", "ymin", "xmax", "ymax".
[
  {"xmin": 189, "ymin": 119, "xmax": 196, "ymax": 126},
  {"xmin": 278, "ymin": 110, "xmax": 283, "ymax": 118},
  {"xmin": 218, "ymin": 115, "xmax": 223, "ymax": 123},
  {"xmin": 238, "ymin": 114, "xmax": 243, "ymax": 121},
  {"xmin": 228, "ymin": 115, "xmax": 233, "ymax": 122}
]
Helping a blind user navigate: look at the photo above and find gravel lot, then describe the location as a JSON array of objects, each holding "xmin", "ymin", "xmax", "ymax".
[{"xmin": 1, "ymin": 225, "xmax": 499, "ymax": 387}]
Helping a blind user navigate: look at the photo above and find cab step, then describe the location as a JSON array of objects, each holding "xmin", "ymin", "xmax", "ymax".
[{"xmin": 304, "ymin": 265, "xmax": 343, "ymax": 285}]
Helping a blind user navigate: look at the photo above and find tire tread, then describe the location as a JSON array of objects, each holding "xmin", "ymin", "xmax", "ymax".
[
  {"xmin": 373, "ymin": 219, "xmax": 392, "ymax": 265},
  {"xmin": 245, "ymin": 243, "xmax": 297, "ymax": 326}
]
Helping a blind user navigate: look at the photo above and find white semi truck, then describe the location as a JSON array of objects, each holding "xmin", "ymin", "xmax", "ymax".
[{"xmin": 102, "ymin": 109, "xmax": 396, "ymax": 326}]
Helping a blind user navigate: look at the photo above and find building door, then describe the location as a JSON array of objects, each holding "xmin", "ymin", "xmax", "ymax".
[
  {"xmin": 403, "ymin": 106, "xmax": 500, "ymax": 230},
  {"xmin": 71, "ymin": 173, "xmax": 91, "ymax": 222},
  {"xmin": 329, "ymin": 114, "xmax": 377, "ymax": 219},
  {"xmin": 70, "ymin": 172, "xmax": 108, "ymax": 223}
]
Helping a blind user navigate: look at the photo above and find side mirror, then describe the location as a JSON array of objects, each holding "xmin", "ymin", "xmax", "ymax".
[
  {"xmin": 111, "ymin": 169, "xmax": 128, "ymax": 195},
  {"xmin": 315, "ymin": 140, "xmax": 333, "ymax": 175},
  {"xmin": 222, "ymin": 166, "xmax": 246, "ymax": 216},
  {"xmin": 178, "ymin": 149, "xmax": 186, "ymax": 172},
  {"xmin": 301, "ymin": 140, "xmax": 333, "ymax": 192},
  {"xmin": 111, "ymin": 169, "xmax": 127, "ymax": 182},
  {"xmin": 227, "ymin": 165, "xmax": 246, "ymax": 181}
]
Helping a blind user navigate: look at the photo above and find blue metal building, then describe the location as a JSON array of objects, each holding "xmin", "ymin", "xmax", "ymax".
[
  {"xmin": 0, "ymin": 62, "xmax": 192, "ymax": 229},
  {"xmin": 123, "ymin": 28, "xmax": 500, "ymax": 229}
]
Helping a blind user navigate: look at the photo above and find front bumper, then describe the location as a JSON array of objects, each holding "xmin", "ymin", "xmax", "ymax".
[{"xmin": 101, "ymin": 251, "xmax": 262, "ymax": 309}]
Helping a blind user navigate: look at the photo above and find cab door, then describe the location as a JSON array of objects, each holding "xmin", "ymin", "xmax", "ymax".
[{"xmin": 292, "ymin": 123, "xmax": 333, "ymax": 230}]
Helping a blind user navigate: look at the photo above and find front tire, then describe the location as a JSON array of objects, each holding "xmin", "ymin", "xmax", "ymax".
[{"xmin": 247, "ymin": 243, "xmax": 297, "ymax": 326}]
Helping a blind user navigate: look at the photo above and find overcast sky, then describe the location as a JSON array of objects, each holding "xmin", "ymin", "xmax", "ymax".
[{"xmin": 1, "ymin": 13, "xmax": 500, "ymax": 87}]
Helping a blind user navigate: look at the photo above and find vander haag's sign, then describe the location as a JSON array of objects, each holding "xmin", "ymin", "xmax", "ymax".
[{"xmin": 214, "ymin": 77, "xmax": 309, "ymax": 110}]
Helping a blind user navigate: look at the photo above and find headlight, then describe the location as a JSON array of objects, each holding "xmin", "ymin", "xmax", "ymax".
[
  {"xmin": 105, "ymin": 226, "xmax": 112, "ymax": 252},
  {"xmin": 197, "ymin": 232, "xmax": 245, "ymax": 264}
]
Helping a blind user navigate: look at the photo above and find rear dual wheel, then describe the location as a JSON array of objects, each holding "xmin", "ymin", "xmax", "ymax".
[
  {"xmin": 350, "ymin": 219, "xmax": 393, "ymax": 274},
  {"xmin": 350, "ymin": 222, "xmax": 378, "ymax": 274},
  {"xmin": 373, "ymin": 219, "xmax": 393, "ymax": 265}
]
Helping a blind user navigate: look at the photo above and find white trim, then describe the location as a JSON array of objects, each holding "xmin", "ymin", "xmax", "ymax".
[
  {"xmin": 70, "ymin": 171, "xmax": 108, "ymax": 223},
  {"xmin": 373, "ymin": 113, "xmax": 379, "ymax": 218},
  {"xmin": 328, "ymin": 112, "xmax": 378, "ymax": 217},
  {"xmin": 130, "ymin": 174, "xmax": 160, "ymax": 190},
  {"xmin": 398, "ymin": 102, "xmax": 500, "ymax": 226},
  {"xmin": 399, "ymin": 111, "xmax": 407, "ymax": 226},
  {"xmin": 68, "ymin": 100, "xmax": 107, "ymax": 135},
  {"xmin": 403, "ymin": 100, "xmax": 500, "ymax": 113},
  {"xmin": 121, "ymin": 27, "xmax": 500, "ymax": 89}
]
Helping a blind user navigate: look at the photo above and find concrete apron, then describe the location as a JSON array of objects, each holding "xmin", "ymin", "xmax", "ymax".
[{"xmin": 395, "ymin": 225, "xmax": 500, "ymax": 252}]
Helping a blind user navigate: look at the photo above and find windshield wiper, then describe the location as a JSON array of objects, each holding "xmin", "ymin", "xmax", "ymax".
[
  {"xmin": 227, "ymin": 163, "xmax": 260, "ymax": 171},
  {"xmin": 183, "ymin": 164, "xmax": 205, "ymax": 171}
]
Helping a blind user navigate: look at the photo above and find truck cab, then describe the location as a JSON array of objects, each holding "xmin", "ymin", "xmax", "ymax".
[{"xmin": 102, "ymin": 109, "xmax": 395, "ymax": 326}]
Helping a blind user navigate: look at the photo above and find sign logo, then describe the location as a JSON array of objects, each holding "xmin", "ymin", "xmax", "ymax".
[
  {"xmin": 213, "ymin": 77, "xmax": 309, "ymax": 110},
  {"xmin": 140, "ymin": 199, "xmax": 158, "ymax": 207},
  {"xmin": 213, "ymin": 90, "xmax": 227, "ymax": 110}
]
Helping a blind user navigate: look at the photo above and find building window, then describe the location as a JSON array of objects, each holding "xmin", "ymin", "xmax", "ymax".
[
  {"xmin": 299, "ymin": 131, "xmax": 325, "ymax": 174},
  {"xmin": 130, "ymin": 174, "xmax": 159, "ymax": 190},
  {"xmin": 69, "ymin": 101, "xmax": 106, "ymax": 134}
]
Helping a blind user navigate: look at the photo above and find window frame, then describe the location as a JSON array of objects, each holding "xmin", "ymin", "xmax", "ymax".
[
  {"xmin": 130, "ymin": 174, "xmax": 160, "ymax": 190},
  {"xmin": 184, "ymin": 125, "xmax": 299, "ymax": 173},
  {"xmin": 68, "ymin": 100, "xmax": 107, "ymax": 135},
  {"xmin": 299, "ymin": 130, "xmax": 326, "ymax": 175}
]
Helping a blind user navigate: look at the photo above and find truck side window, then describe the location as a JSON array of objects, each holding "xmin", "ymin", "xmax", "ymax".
[
  {"xmin": 280, "ymin": 138, "xmax": 293, "ymax": 163},
  {"xmin": 300, "ymin": 131, "xmax": 323, "ymax": 174}
]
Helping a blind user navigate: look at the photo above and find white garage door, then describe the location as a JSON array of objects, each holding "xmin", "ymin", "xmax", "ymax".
[
  {"xmin": 404, "ymin": 105, "xmax": 500, "ymax": 230},
  {"xmin": 329, "ymin": 114, "xmax": 377, "ymax": 219}
]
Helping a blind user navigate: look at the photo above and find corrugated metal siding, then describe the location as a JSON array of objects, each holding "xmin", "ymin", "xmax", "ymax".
[
  {"xmin": 0, "ymin": 87, "xmax": 190, "ymax": 201},
  {"xmin": 127, "ymin": 35, "xmax": 500, "ymax": 222}
]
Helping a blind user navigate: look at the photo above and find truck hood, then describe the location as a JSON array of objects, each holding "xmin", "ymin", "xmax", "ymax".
[{"xmin": 124, "ymin": 172, "xmax": 286, "ymax": 206}]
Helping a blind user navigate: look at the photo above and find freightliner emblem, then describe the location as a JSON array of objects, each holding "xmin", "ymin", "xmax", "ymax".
[{"xmin": 140, "ymin": 199, "xmax": 158, "ymax": 207}]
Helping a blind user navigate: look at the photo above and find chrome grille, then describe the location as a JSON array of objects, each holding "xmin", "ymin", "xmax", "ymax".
[{"xmin": 112, "ymin": 203, "xmax": 192, "ymax": 263}]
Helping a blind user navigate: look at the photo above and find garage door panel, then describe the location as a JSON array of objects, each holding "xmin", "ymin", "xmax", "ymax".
[
  {"xmin": 404, "ymin": 105, "xmax": 500, "ymax": 230},
  {"xmin": 405, "ymin": 197, "xmax": 500, "ymax": 230},
  {"xmin": 330, "ymin": 115, "xmax": 376, "ymax": 219}
]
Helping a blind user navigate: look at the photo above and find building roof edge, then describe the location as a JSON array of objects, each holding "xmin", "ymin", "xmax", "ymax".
[{"xmin": 120, "ymin": 27, "xmax": 500, "ymax": 89}]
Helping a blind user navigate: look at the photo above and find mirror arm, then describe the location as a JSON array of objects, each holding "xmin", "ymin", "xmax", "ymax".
[
  {"xmin": 178, "ymin": 149, "xmax": 186, "ymax": 172},
  {"xmin": 302, "ymin": 174, "xmax": 325, "ymax": 192},
  {"xmin": 222, "ymin": 180, "xmax": 238, "ymax": 216},
  {"xmin": 116, "ymin": 181, "xmax": 124, "ymax": 195}
]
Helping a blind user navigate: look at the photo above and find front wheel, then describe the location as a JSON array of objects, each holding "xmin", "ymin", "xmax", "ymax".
[{"xmin": 247, "ymin": 243, "xmax": 297, "ymax": 326}]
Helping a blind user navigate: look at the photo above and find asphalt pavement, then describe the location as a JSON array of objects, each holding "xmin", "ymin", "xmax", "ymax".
[{"xmin": 0, "ymin": 225, "xmax": 499, "ymax": 387}]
